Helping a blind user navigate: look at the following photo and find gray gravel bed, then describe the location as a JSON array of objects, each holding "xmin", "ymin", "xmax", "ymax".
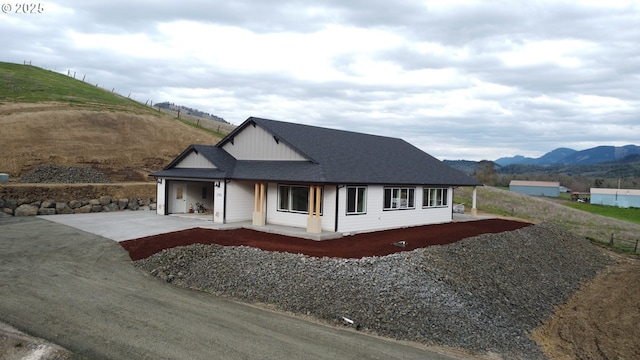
[
  {"xmin": 19, "ymin": 164, "xmax": 111, "ymax": 183},
  {"xmin": 134, "ymin": 222, "xmax": 614, "ymax": 359}
]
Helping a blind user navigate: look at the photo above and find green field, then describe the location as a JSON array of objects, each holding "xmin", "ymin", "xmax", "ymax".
[
  {"xmin": 0, "ymin": 62, "xmax": 148, "ymax": 111},
  {"xmin": 565, "ymin": 202, "xmax": 640, "ymax": 226}
]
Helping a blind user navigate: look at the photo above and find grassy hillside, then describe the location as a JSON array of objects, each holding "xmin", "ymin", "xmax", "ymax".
[
  {"xmin": 0, "ymin": 62, "xmax": 227, "ymax": 181},
  {"xmin": 454, "ymin": 186, "xmax": 640, "ymax": 253},
  {"xmin": 0, "ymin": 62, "xmax": 150, "ymax": 111}
]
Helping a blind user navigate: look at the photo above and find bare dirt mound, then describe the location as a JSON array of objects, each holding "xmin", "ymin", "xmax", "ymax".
[
  {"xmin": 120, "ymin": 218, "xmax": 532, "ymax": 261},
  {"xmin": 532, "ymin": 255, "xmax": 640, "ymax": 360},
  {"xmin": 0, "ymin": 103, "xmax": 221, "ymax": 181}
]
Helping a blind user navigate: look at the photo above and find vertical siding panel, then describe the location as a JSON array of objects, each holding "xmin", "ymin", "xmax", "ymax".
[
  {"xmin": 175, "ymin": 152, "xmax": 216, "ymax": 168},
  {"xmin": 222, "ymin": 125, "xmax": 307, "ymax": 161},
  {"xmin": 225, "ymin": 181, "xmax": 254, "ymax": 222}
]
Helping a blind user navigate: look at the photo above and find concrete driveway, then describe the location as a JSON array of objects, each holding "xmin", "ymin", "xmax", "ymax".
[
  {"xmin": 39, "ymin": 210, "xmax": 223, "ymax": 242},
  {"xmin": 0, "ymin": 215, "xmax": 462, "ymax": 359}
]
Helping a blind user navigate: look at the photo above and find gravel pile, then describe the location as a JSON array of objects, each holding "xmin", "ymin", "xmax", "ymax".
[
  {"xmin": 19, "ymin": 164, "xmax": 111, "ymax": 183},
  {"xmin": 134, "ymin": 222, "xmax": 614, "ymax": 359}
]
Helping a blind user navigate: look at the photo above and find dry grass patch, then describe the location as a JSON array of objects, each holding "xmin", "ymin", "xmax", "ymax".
[
  {"xmin": 455, "ymin": 186, "xmax": 640, "ymax": 250},
  {"xmin": 0, "ymin": 103, "xmax": 222, "ymax": 181}
]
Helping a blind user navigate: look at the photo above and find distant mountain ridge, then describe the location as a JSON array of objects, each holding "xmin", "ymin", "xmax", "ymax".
[{"xmin": 495, "ymin": 145, "xmax": 640, "ymax": 166}]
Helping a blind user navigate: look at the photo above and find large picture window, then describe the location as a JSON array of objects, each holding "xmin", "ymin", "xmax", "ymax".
[
  {"xmin": 423, "ymin": 188, "xmax": 448, "ymax": 207},
  {"xmin": 346, "ymin": 186, "xmax": 367, "ymax": 215},
  {"xmin": 383, "ymin": 187, "xmax": 415, "ymax": 210},
  {"xmin": 278, "ymin": 185, "xmax": 322, "ymax": 214}
]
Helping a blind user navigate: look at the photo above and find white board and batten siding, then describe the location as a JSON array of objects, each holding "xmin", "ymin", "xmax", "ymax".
[
  {"xmin": 175, "ymin": 151, "xmax": 216, "ymax": 168},
  {"xmin": 222, "ymin": 124, "xmax": 307, "ymax": 161},
  {"xmin": 224, "ymin": 180, "xmax": 255, "ymax": 222},
  {"xmin": 337, "ymin": 185, "xmax": 453, "ymax": 233}
]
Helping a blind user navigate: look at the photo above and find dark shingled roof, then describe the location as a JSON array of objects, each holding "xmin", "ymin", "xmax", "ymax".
[{"xmin": 153, "ymin": 117, "xmax": 481, "ymax": 186}]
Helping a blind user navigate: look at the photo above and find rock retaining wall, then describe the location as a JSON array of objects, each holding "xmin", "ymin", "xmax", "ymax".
[
  {"xmin": 0, "ymin": 183, "xmax": 157, "ymax": 217},
  {"xmin": 1, "ymin": 196, "xmax": 156, "ymax": 217}
]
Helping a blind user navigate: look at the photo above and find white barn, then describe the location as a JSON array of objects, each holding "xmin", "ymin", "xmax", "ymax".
[{"xmin": 151, "ymin": 117, "xmax": 482, "ymax": 235}]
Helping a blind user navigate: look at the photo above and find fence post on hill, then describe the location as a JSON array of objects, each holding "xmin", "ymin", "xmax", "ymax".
[
  {"xmin": 635, "ymin": 240, "xmax": 638, "ymax": 253},
  {"xmin": 609, "ymin": 233, "xmax": 614, "ymax": 246}
]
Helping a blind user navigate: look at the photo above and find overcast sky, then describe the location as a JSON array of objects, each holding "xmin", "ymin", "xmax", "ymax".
[{"xmin": 2, "ymin": 0, "xmax": 639, "ymax": 160}]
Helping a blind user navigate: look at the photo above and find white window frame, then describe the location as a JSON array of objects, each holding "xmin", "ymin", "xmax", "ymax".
[
  {"xmin": 423, "ymin": 187, "xmax": 448, "ymax": 208},
  {"xmin": 277, "ymin": 184, "xmax": 323, "ymax": 214},
  {"xmin": 383, "ymin": 187, "xmax": 415, "ymax": 210},
  {"xmin": 346, "ymin": 186, "xmax": 367, "ymax": 215}
]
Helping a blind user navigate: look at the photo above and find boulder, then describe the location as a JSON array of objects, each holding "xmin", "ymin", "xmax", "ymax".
[
  {"xmin": 41, "ymin": 200, "xmax": 56, "ymax": 209},
  {"xmin": 38, "ymin": 208, "xmax": 56, "ymax": 216},
  {"xmin": 2, "ymin": 208, "xmax": 13, "ymax": 216},
  {"xmin": 5, "ymin": 199, "xmax": 17, "ymax": 211},
  {"xmin": 103, "ymin": 203, "xmax": 119, "ymax": 212},
  {"xmin": 149, "ymin": 203, "xmax": 157, "ymax": 211},
  {"xmin": 99, "ymin": 196, "xmax": 112, "ymax": 206},
  {"xmin": 15, "ymin": 204, "xmax": 39, "ymax": 216},
  {"xmin": 89, "ymin": 199, "xmax": 101, "ymax": 206},
  {"xmin": 118, "ymin": 198, "xmax": 129, "ymax": 210},
  {"xmin": 55, "ymin": 202, "xmax": 74, "ymax": 215},
  {"xmin": 75, "ymin": 204, "xmax": 92, "ymax": 214},
  {"xmin": 69, "ymin": 200, "xmax": 83, "ymax": 209},
  {"xmin": 128, "ymin": 198, "xmax": 140, "ymax": 210},
  {"xmin": 91, "ymin": 205, "xmax": 103, "ymax": 213}
]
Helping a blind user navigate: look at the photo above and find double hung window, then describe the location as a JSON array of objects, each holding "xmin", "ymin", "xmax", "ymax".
[
  {"xmin": 383, "ymin": 187, "xmax": 415, "ymax": 210},
  {"xmin": 423, "ymin": 188, "xmax": 448, "ymax": 207},
  {"xmin": 346, "ymin": 186, "xmax": 367, "ymax": 215}
]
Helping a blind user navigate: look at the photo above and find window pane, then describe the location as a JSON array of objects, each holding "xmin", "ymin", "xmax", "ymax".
[
  {"xmin": 408, "ymin": 189, "xmax": 415, "ymax": 208},
  {"xmin": 347, "ymin": 187, "xmax": 356, "ymax": 213},
  {"xmin": 430, "ymin": 188, "xmax": 437, "ymax": 207},
  {"xmin": 423, "ymin": 188, "xmax": 429, "ymax": 207},
  {"xmin": 442, "ymin": 188, "xmax": 448, "ymax": 206},
  {"xmin": 384, "ymin": 188, "xmax": 392, "ymax": 209},
  {"xmin": 357, "ymin": 187, "xmax": 366, "ymax": 212},
  {"xmin": 278, "ymin": 185, "xmax": 289, "ymax": 210},
  {"xmin": 290, "ymin": 186, "xmax": 309, "ymax": 212}
]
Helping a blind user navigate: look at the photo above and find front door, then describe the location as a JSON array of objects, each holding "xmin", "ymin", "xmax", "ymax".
[{"xmin": 172, "ymin": 183, "xmax": 187, "ymax": 213}]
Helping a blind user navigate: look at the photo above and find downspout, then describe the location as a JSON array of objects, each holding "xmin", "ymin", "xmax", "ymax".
[
  {"xmin": 164, "ymin": 180, "xmax": 170, "ymax": 215},
  {"xmin": 335, "ymin": 185, "xmax": 344, "ymax": 232},
  {"xmin": 223, "ymin": 180, "xmax": 230, "ymax": 224}
]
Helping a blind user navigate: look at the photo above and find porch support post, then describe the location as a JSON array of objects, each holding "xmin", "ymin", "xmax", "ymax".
[
  {"xmin": 252, "ymin": 182, "xmax": 266, "ymax": 226},
  {"xmin": 307, "ymin": 185, "xmax": 322, "ymax": 234},
  {"xmin": 471, "ymin": 186, "xmax": 478, "ymax": 217}
]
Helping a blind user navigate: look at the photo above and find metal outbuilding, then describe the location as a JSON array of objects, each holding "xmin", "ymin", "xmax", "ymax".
[
  {"xmin": 509, "ymin": 180, "xmax": 560, "ymax": 197},
  {"xmin": 590, "ymin": 188, "xmax": 640, "ymax": 208}
]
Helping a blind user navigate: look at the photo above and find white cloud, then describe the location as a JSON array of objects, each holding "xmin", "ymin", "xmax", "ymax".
[{"xmin": 1, "ymin": 0, "xmax": 639, "ymax": 161}]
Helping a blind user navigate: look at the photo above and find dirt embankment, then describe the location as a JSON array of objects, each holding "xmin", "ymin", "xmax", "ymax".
[{"xmin": 532, "ymin": 254, "xmax": 640, "ymax": 360}]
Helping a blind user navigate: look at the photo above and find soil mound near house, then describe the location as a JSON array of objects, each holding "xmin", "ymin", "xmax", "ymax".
[
  {"xmin": 133, "ymin": 222, "xmax": 614, "ymax": 358},
  {"xmin": 121, "ymin": 218, "xmax": 531, "ymax": 261}
]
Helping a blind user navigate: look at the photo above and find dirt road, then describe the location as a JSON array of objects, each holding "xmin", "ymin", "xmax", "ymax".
[{"xmin": 0, "ymin": 216, "xmax": 459, "ymax": 360}]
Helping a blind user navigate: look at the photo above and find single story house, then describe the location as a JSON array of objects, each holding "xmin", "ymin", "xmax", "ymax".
[
  {"xmin": 590, "ymin": 188, "xmax": 640, "ymax": 208},
  {"xmin": 509, "ymin": 180, "xmax": 560, "ymax": 197},
  {"xmin": 151, "ymin": 117, "xmax": 482, "ymax": 234}
]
